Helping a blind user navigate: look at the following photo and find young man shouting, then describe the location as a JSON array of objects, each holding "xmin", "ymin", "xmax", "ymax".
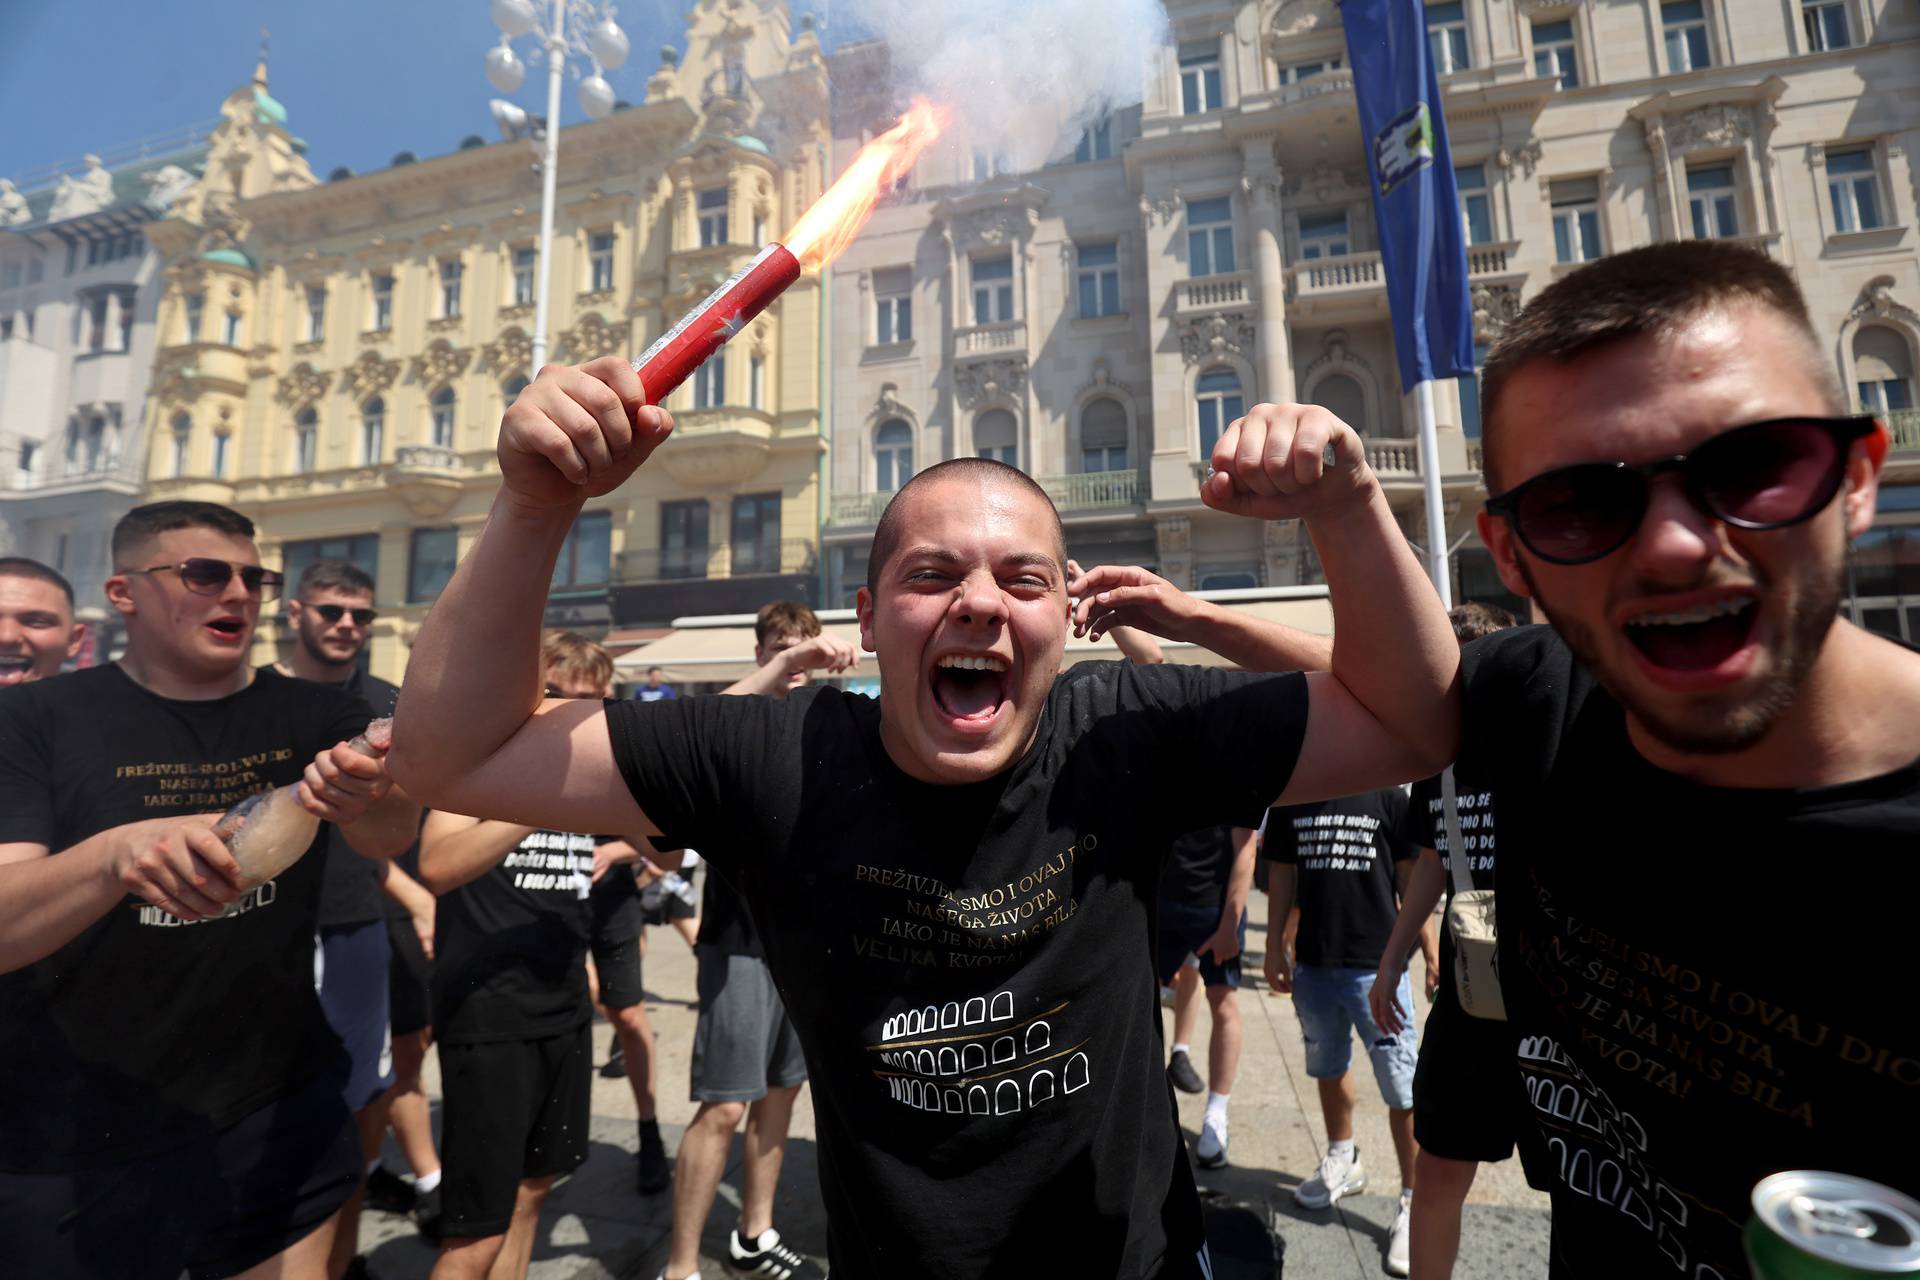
[
  {"xmin": 0, "ymin": 556, "xmax": 87, "ymax": 685},
  {"xmin": 390, "ymin": 358, "xmax": 1458, "ymax": 1278}
]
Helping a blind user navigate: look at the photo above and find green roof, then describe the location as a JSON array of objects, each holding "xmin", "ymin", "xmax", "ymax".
[
  {"xmin": 201, "ymin": 248, "xmax": 256, "ymax": 268},
  {"xmin": 253, "ymin": 87, "xmax": 288, "ymax": 127},
  {"xmin": 733, "ymin": 135, "xmax": 770, "ymax": 155}
]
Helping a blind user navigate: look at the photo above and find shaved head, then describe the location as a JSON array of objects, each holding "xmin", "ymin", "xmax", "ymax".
[{"xmin": 867, "ymin": 458, "xmax": 1065, "ymax": 595}]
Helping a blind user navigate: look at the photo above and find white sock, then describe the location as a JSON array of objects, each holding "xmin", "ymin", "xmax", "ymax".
[
  {"xmin": 414, "ymin": 1167, "xmax": 443, "ymax": 1193},
  {"xmin": 1330, "ymin": 1138, "xmax": 1356, "ymax": 1161},
  {"xmin": 1401, "ymin": 1187, "xmax": 1414, "ymax": 1206},
  {"xmin": 1171, "ymin": 1042, "xmax": 1192, "ymax": 1058},
  {"xmin": 1204, "ymin": 1091, "xmax": 1230, "ymax": 1129}
]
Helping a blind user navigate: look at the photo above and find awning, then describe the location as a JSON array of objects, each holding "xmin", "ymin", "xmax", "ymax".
[{"xmin": 613, "ymin": 587, "xmax": 1334, "ymax": 686}]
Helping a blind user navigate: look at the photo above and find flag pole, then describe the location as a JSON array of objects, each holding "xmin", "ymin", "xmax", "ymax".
[{"xmin": 1415, "ymin": 378, "xmax": 1454, "ymax": 609}]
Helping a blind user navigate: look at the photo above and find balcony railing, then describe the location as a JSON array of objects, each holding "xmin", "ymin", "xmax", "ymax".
[
  {"xmin": 1466, "ymin": 240, "xmax": 1520, "ymax": 277},
  {"xmin": 1884, "ymin": 409, "xmax": 1920, "ymax": 454},
  {"xmin": 2, "ymin": 457, "xmax": 142, "ymax": 493},
  {"xmin": 1175, "ymin": 273, "xmax": 1250, "ymax": 315},
  {"xmin": 954, "ymin": 321, "xmax": 1026, "ymax": 358},
  {"xmin": 617, "ymin": 538, "xmax": 816, "ymax": 583},
  {"xmin": 1293, "ymin": 251, "xmax": 1382, "ymax": 297},
  {"xmin": 391, "ymin": 445, "xmax": 464, "ymax": 472},
  {"xmin": 1365, "ymin": 438, "xmax": 1422, "ymax": 479},
  {"xmin": 1039, "ymin": 468, "xmax": 1145, "ymax": 511},
  {"xmin": 830, "ymin": 491, "xmax": 895, "ymax": 527}
]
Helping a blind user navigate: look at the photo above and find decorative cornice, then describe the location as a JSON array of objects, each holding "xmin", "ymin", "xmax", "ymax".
[
  {"xmin": 480, "ymin": 326, "xmax": 534, "ymax": 378},
  {"xmin": 1492, "ymin": 138, "xmax": 1543, "ymax": 178},
  {"xmin": 409, "ymin": 338, "xmax": 473, "ymax": 389},
  {"xmin": 275, "ymin": 361, "xmax": 331, "ymax": 408},
  {"xmin": 1850, "ymin": 275, "xmax": 1919, "ymax": 328},
  {"xmin": 1076, "ymin": 358, "xmax": 1134, "ymax": 403},
  {"xmin": 1471, "ymin": 284, "xmax": 1524, "ymax": 344},
  {"xmin": 556, "ymin": 312, "xmax": 624, "ymax": 363},
  {"xmin": 953, "ymin": 357, "xmax": 1028, "ymax": 409},
  {"xmin": 1179, "ymin": 312, "xmax": 1256, "ymax": 366},
  {"xmin": 342, "ymin": 349, "xmax": 402, "ymax": 401}
]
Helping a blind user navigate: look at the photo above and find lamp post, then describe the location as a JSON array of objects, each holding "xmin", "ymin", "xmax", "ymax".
[{"xmin": 485, "ymin": 0, "xmax": 630, "ymax": 372}]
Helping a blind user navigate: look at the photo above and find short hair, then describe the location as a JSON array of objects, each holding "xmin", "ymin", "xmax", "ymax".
[
  {"xmin": 1448, "ymin": 601, "xmax": 1517, "ymax": 644},
  {"xmin": 112, "ymin": 501, "xmax": 256, "ymax": 566},
  {"xmin": 0, "ymin": 557, "xmax": 75, "ymax": 607},
  {"xmin": 1478, "ymin": 241, "xmax": 1844, "ymax": 491},
  {"xmin": 297, "ymin": 559, "xmax": 375, "ymax": 599},
  {"xmin": 866, "ymin": 457, "xmax": 1066, "ymax": 596},
  {"xmin": 541, "ymin": 630, "xmax": 613, "ymax": 690},
  {"xmin": 755, "ymin": 600, "xmax": 820, "ymax": 648},
  {"xmin": 646, "ymin": 666, "xmax": 663, "ymax": 676}
]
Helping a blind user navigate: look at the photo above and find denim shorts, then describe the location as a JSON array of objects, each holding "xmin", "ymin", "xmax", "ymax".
[{"xmin": 1292, "ymin": 964, "xmax": 1418, "ymax": 1110}]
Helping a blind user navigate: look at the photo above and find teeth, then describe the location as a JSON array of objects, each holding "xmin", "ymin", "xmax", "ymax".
[
  {"xmin": 1626, "ymin": 598, "xmax": 1753, "ymax": 628},
  {"xmin": 936, "ymin": 654, "xmax": 1008, "ymax": 673}
]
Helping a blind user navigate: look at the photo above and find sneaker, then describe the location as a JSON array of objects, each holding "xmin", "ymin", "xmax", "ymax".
[
  {"xmin": 1385, "ymin": 1190, "xmax": 1412, "ymax": 1276},
  {"xmin": 728, "ymin": 1227, "xmax": 825, "ymax": 1279},
  {"xmin": 1294, "ymin": 1146, "xmax": 1366, "ymax": 1209},
  {"xmin": 342, "ymin": 1257, "xmax": 374, "ymax": 1280},
  {"xmin": 363, "ymin": 1164, "xmax": 416, "ymax": 1214},
  {"xmin": 1195, "ymin": 1116, "xmax": 1229, "ymax": 1169},
  {"xmin": 637, "ymin": 1130, "xmax": 672, "ymax": 1194},
  {"xmin": 1167, "ymin": 1049, "xmax": 1205, "ymax": 1095},
  {"xmin": 601, "ymin": 1042, "xmax": 628, "ymax": 1079},
  {"xmin": 414, "ymin": 1184, "xmax": 444, "ymax": 1242}
]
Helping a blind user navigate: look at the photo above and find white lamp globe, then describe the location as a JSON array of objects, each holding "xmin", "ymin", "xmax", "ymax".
[
  {"xmin": 485, "ymin": 41, "xmax": 526, "ymax": 93},
  {"xmin": 490, "ymin": 0, "xmax": 538, "ymax": 38},
  {"xmin": 588, "ymin": 18, "xmax": 630, "ymax": 70},
  {"xmin": 578, "ymin": 73, "xmax": 616, "ymax": 120}
]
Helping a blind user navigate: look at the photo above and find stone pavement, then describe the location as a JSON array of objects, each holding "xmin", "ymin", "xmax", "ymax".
[{"xmin": 350, "ymin": 890, "xmax": 1548, "ymax": 1278}]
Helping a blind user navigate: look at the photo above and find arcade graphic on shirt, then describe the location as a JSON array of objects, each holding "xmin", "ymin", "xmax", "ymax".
[{"xmin": 871, "ymin": 985, "xmax": 1092, "ymax": 1117}]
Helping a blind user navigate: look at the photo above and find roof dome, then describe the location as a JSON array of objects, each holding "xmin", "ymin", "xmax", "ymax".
[
  {"xmin": 201, "ymin": 247, "xmax": 256, "ymax": 268},
  {"xmin": 732, "ymin": 134, "xmax": 770, "ymax": 155},
  {"xmin": 252, "ymin": 87, "xmax": 288, "ymax": 126}
]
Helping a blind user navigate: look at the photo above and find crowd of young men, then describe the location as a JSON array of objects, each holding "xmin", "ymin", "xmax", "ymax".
[{"xmin": 1, "ymin": 239, "xmax": 1913, "ymax": 1279}]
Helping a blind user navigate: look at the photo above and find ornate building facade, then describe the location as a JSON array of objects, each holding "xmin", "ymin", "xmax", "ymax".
[{"xmin": 822, "ymin": 0, "xmax": 1920, "ymax": 635}]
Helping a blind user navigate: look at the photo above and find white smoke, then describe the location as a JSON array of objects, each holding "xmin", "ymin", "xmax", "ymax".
[{"xmin": 834, "ymin": 0, "xmax": 1170, "ymax": 170}]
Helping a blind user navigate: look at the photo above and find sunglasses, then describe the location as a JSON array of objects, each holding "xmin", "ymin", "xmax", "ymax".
[
  {"xmin": 1484, "ymin": 416, "xmax": 1876, "ymax": 567},
  {"xmin": 310, "ymin": 603, "xmax": 378, "ymax": 627},
  {"xmin": 125, "ymin": 558, "xmax": 285, "ymax": 600}
]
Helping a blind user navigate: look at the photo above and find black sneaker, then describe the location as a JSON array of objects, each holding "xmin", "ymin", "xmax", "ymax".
[
  {"xmin": 363, "ymin": 1164, "xmax": 416, "ymax": 1215},
  {"xmin": 1167, "ymin": 1049, "xmax": 1205, "ymax": 1095},
  {"xmin": 342, "ymin": 1257, "xmax": 374, "ymax": 1280},
  {"xmin": 637, "ymin": 1128, "xmax": 671, "ymax": 1194},
  {"xmin": 600, "ymin": 1042, "xmax": 628, "ymax": 1079},
  {"xmin": 728, "ymin": 1227, "xmax": 824, "ymax": 1279},
  {"xmin": 414, "ymin": 1184, "xmax": 444, "ymax": 1243}
]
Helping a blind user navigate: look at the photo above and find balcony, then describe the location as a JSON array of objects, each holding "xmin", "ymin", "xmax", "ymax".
[
  {"xmin": 1467, "ymin": 240, "xmax": 1521, "ymax": 279},
  {"xmin": 611, "ymin": 538, "xmax": 820, "ymax": 624},
  {"xmin": 617, "ymin": 538, "xmax": 816, "ymax": 584},
  {"xmin": 1040, "ymin": 468, "xmax": 1146, "ymax": 513},
  {"xmin": 954, "ymin": 320, "xmax": 1026, "ymax": 359},
  {"xmin": 0, "ymin": 456, "xmax": 143, "ymax": 498},
  {"xmin": 1175, "ymin": 273, "xmax": 1250, "ymax": 317},
  {"xmin": 384, "ymin": 445, "xmax": 466, "ymax": 519},
  {"xmin": 1290, "ymin": 251, "xmax": 1386, "ymax": 322}
]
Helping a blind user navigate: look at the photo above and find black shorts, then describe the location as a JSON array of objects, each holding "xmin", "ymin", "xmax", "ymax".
[
  {"xmin": 438, "ymin": 1027, "xmax": 591, "ymax": 1238},
  {"xmin": 1412, "ymin": 979, "xmax": 1524, "ymax": 1164},
  {"xmin": 1154, "ymin": 897, "xmax": 1245, "ymax": 989},
  {"xmin": 0, "ymin": 1062, "xmax": 360, "ymax": 1280},
  {"xmin": 386, "ymin": 913, "xmax": 433, "ymax": 1037},
  {"xmin": 590, "ymin": 876, "xmax": 645, "ymax": 1011}
]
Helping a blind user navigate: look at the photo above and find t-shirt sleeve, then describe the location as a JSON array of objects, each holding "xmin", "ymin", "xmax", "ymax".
[
  {"xmin": 1263, "ymin": 806, "xmax": 1303, "ymax": 865},
  {"xmin": 1407, "ymin": 775, "xmax": 1442, "ymax": 849},
  {"xmin": 0, "ymin": 687, "xmax": 54, "ymax": 848}
]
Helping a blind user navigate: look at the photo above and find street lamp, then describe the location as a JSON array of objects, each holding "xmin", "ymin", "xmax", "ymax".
[{"xmin": 484, "ymin": 0, "xmax": 630, "ymax": 371}]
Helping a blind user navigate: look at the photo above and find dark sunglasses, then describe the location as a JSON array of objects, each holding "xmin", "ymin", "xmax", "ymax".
[
  {"xmin": 1484, "ymin": 416, "xmax": 1876, "ymax": 566},
  {"xmin": 311, "ymin": 603, "xmax": 377, "ymax": 626},
  {"xmin": 126, "ymin": 558, "xmax": 285, "ymax": 600}
]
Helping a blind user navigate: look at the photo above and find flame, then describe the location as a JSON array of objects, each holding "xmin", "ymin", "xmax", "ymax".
[{"xmin": 783, "ymin": 98, "xmax": 951, "ymax": 271}]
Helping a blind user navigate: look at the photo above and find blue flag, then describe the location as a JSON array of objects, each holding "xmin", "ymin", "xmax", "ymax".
[{"xmin": 1339, "ymin": 0, "xmax": 1475, "ymax": 387}]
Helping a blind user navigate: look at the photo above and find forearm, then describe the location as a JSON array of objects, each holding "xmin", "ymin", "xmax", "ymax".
[
  {"xmin": 1383, "ymin": 852, "xmax": 1446, "ymax": 968},
  {"xmin": 419, "ymin": 820, "xmax": 537, "ymax": 895},
  {"xmin": 1220, "ymin": 828, "xmax": 1257, "ymax": 922},
  {"xmin": 0, "ymin": 841, "xmax": 125, "ymax": 974},
  {"xmin": 343, "ymin": 791, "xmax": 423, "ymax": 861},
  {"xmin": 1181, "ymin": 598, "xmax": 1333, "ymax": 672},
  {"xmin": 1264, "ymin": 864, "xmax": 1295, "ymax": 943},
  {"xmin": 1419, "ymin": 913, "xmax": 1440, "ymax": 970},
  {"xmin": 1106, "ymin": 624, "xmax": 1166, "ymax": 665},
  {"xmin": 378, "ymin": 859, "xmax": 435, "ymax": 918},
  {"xmin": 722, "ymin": 659, "xmax": 793, "ymax": 698}
]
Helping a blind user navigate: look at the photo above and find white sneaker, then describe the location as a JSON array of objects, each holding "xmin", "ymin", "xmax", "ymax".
[
  {"xmin": 1195, "ymin": 1116, "xmax": 1229, "ymax": 1169},
  {"xmin": 1385, "ymin": 1190, "xmax": 1412, "ymax": 1276},
  {"xmin": 1294, "ymin": 1146, "xmax": 1366, "ymax": 1208}
]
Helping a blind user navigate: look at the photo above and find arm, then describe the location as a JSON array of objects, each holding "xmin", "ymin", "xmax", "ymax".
[
  {"xmin": 1263, "ymin": 860, "xmax": 1297, "ymax": 993},
  {"xmin": 1370, "ymin": 848, "xmax": 1448, "ymax": 1035},
  {"xmin": 593, "ymin": 837, "xmax": 643, "ymax": 884},
  {"xmin": 340, "ymin": 788, "xmax": 422, "ymax": 861},
  {"xmin": 720, "ymin": 634, "xmax": 859, "ymax": 698},
  {"xmin": 1065, "ymin": 558, "xmax": 1167, "ymax": 665},
  {"xmin": 417, "ymin": 810, "xmax": 539, "ymax": 897},
  {"xmin": 388, "ymin": 358, "xmax": 673, "ymax": 835},
  {"xmin": 1069, "ymin": 564, "xmax": 1332, "ymax": 672},
  {"xmin": 1197, "ymin": 827, "xmax": 1257, "ymax": 963}
]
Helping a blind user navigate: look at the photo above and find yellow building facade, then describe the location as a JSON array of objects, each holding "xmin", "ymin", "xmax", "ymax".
[{"xmin": 141, "ymin": 0, "xmax": 832, "ymax": 683}]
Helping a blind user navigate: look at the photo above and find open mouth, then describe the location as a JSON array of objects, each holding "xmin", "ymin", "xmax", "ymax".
[
  {"xmin": 0, "ymin": 655, "xmax": 32, "ymax": 681},
  {"xmin": 1622, "ymin": 596, "xmax": 1757, "ymax": 676},
  {"xmin": 929, "ymin": 653, "xmax": 1011, "ymax": 730},
  {"xmin": 206, "ymin": 618, "xmax": 248, "ymax": 642}
]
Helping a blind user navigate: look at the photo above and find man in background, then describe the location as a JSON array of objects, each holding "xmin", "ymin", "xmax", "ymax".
[
  {"xmin": 636, "ymin": 666, "xmax": 676, "ymax": 702},
  {"xmin": 0, "ymin": 556, "xmax": 86, "ymax": 685}
]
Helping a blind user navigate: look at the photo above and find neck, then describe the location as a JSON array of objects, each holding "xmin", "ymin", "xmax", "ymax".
[
  {"xmin": 285, "ymin": 646, "xmax": 355, "ymax": 683},
  {"xmin": 1626, "ymin": 620, "xmax": 1920, "ymax": 789},
  {"xmin": 116, "ymin": 648, "xmax": 253, "ymax": 701}
]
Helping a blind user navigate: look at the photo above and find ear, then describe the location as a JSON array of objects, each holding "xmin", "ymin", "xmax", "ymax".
[
  {"xmin": 1842, "ymin": 432, "xmax": 1884, "ymax": 540},
  {"xmin": 286, "ymin": 598, "xmax": 305, "ymax": 624},
  {"xmin": 855, "ymin": 586, "xmax": 878, "ymax": 654},
  {"xmin": 104, "ymin": 573, "xmax": 136, "ymax": 619},
  {"xmin": 65, "ymin": 621, "xmax": 86, "ymax": 660},
  {"xmin": 1476, "ymin": 509, "xmax": 1535, "ymax": 601}
]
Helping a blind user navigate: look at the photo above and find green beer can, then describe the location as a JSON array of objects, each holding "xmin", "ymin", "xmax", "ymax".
[{"xmin": 1746, "ymin": 1172, "xmax": 1920, "ymax": 1278}]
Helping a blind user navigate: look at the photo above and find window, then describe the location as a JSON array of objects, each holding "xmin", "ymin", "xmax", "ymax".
[
  {"xmin": 1663, "ymin": 0, "xmax": 1711, "ymax": 72},
  {"xmin": 83, "ymin": 417, "xmax": 105, "ymax": 472},
  {"xmin": 730, "ymin": 493, "xmax": 781, "ymax": 574},
  {"xmin": 971, "ymin": 151, "xmax": 1011, "ymax": 183},
  {"xmin": 1458, "ymin": 342, "xmax": 1490, "ymax": 437},
  {"xmin": 408, "ymin": 527, "xmax": 459, "ymax": 602},
  {"xmin": 1533, "ymin": 19, "xmax": 1579, "ymax": 88},
  {"xmin": 87, "ymin": 295, "xmax": 107, "ymax": 351},
  {"xmin": 551, "ymin": 509, "xmax": 611, "ymax": 590},
  {"xmin": 1196, "ymin": 369, "xmax": 1245, "ymax": 458},
  {"xmin": 222, "ymin": 311, "xmax": 242, "ymax": 347},
  {"xmin": 588, "ymin": 232, "xmax": 615, "ymax": 292},
  {"xmin": 16, "ymin": 440, "xmax": 35, "ymax": 479},
  {"xmin": 1456, "ymin": 163, "xmax": 1492, "ymax": 245},
  {"xmin": 753, "ymin": 211, "xmax": 766, "ymax": 244},
  {"xmin": 210, "ymin": 432, "xmax": 229, "ymax": 478},
  {"xmin": 293, "ymin": 407, "xmax": 318, "ymax": 473},
  {"xmin": 1179, "ymin": 40, "xmax": 1223, "ymax": 114},
  {"xmin": 1278, "ymin": 58, "xmax": 1342, "ymax": 84},
  {"xmin": 1687, "ymin": 165, "xmax": 1740, "ymax": 239},
  {"xmin": 438, "ymin": 258, "xmax": 463, "ymax": 318},
  {"xmin": 1298, "ymin": 209, "xmax": 1350, "ymax": 260},
  {"xmin": 117, "ymin": 293, "xmax": 133, "ymax": 352},
  {"xmin": 371, "ymin": 273, "xmax": 394, "ymax": 330},
  {"xmin": 1077, "ymin": 242, "xmax": 1121, "ymax": 317},
  {"xmin": 971, "ymin": 255, "xmax": 1014, "ymax": 324},
  {"xmin": 360, "ymin": 397, "xmax": 385, "ymax": 464},
  {"xmin": 1187, "ymin": 197, "xmax": 1235, "ymax": 276},
  {"xmin": 170, "ymin": 413, "xmax": 190, "ymax": 478},
  {"xmin": 1854, "ymin": 326, "xmax": 1914, "ymax": 414},
  {"xmin": 1551, "ymin": 176, "xmax": 1604, "ymax": 262},
  {"xmin": 184, "ymin": 293, "xmax": 203, "ymax": 342},
  {"xmin": 1081, "ymin": 397, "xmax": 1128, "ymax": 472},
  {"xmin": 1827, "ymin": 147, "xmax": 1884, "ymax": 233},
  {"xmin": 430, "ymin": 386, "xmax": 456, "ymax": 448},
  {"xmin": 974, "ymin": 409, "xmax": 1019, "ymax": 467},
  {"xmin": 660, "ymin": 500, "xmax": 709, "ymax": 578},
  {"xmin": 1309, "ymin": 374, "xmax": 1367, "ymax": 435},
  {"xmin": 697, "ymin": 188, "xmax": 728, "ymax": 247},
  {"xmin": 1199, "ymin": 569, "xmax": 1259, "ymax": 591},
  {"xmin": 693, "ymin": 353, "xmax": 725, "ymax": 409},
  {"xmin": 749, "ymin": 355, "xmax": 765, "ymax": 410},
  {"xmin": 284, "ymin": 534, "xmax": 381, "ymax": 597},
  {"xmin": 1427, "ymin": 2, "xmax": 1471, "ymax": 74},
  {"xmin": 305, "ymin": 286, "xmax": 326, "ymax": 342},
  {"xmin": 1074, "ymin": 118, "xmax": 1113, "ymax": 162},
  {"xmin": 875, "ymin": 419, "xmax": 914, "ymax": 491},
  {"xmin": 504, "ymin": 374, "xmax": 529, "ymax": 402},
  {"xmin": 1802, "ymin": 0, "xmax": 1850, "ymax": 51},
  {"xmin": 873, "ymin": 267, "xmax": 913, "ymax": 343},
  {"xmin": 512, "ymin": 247, "xmax": 536, "ymax": 306}
]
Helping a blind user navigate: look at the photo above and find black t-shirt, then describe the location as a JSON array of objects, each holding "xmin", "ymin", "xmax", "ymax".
[
  {"xmin": 432, "ymin": 826, "xmax": 595, "ymax": 1045},
  {"xmin": 1265, "ymin": 788, "xmax": 1413, "ymax": 970},
  {"xmin": 697, "ymin": 861, "xmax": 761, "ymax": 957},
  {"xmin": 1160, "ymin": 826, "xmax": 1238, "ymax": 907},
  {"xmin": 1458, "ymin": 625, "xmax": 1920, "ymax": 1279},
  {"xmin": 607, "ymin": 662, "xmax": 1309, "ymax": 1280},
  {"xmin": 1408, "ymin": 770, "xmax": 1498, "ymax": 1013},
  {"xmin": 0, "ymin": 664, "xmax": 373, "ymax": 1171}
]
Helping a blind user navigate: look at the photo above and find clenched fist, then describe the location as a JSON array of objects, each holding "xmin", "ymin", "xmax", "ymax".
[
  {"xmin": 499, "ymin": 357, "xmax": 676, "ymax": 509},
  {"xmin": 1200, "ymin": 402, "xmax": 1374, "ymax": 522}
]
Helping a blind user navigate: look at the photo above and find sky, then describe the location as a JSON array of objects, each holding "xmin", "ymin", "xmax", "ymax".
[{"xmin": 0, "ymin": 0, "xmax": 832, "ymax": 189}]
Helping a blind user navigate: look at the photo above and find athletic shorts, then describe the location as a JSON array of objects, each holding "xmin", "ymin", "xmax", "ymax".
[
  {"xmin": 386, "ymin": 913, "xmax": 433, "ymax": 1038},
  {"xmin": 0, "ymin": 1061, "xmax": 360, "ymax": 1280},
  {"xmin": 1412, "ymin": 981, "xmax": 1523, "ymax": 1163},
  {"xmin": 315, "ymin": 920, "xmax": 395, "ymax": 1111},
  {"xmin": 640, "ymin": 871, "xmax": 699, "ymax": 926},
  {"xmin": 1154, "ymin": 898, "xmax": 1245, "ymax": 990},
  {"xmin": 438, "ymin": 1026, "xmax": 591, "ymax": 1239},
  {"xmin": 1292, "ymin": 964, "xmax": 1418, "ymax": 1111},
  {"xmin": 690, "ymin": 946, "xmax": 807, "ymax": 1104}
]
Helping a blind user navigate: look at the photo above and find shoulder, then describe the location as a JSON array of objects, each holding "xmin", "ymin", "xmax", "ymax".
[
  {"xmin": 1460, "ymin": 625, "xmax": 1579, "ymax": 707},
  {"xmin": 0, "ymin": 664, "xmax": 117, "ymax": 719},
  {"xmin": 252, "ymin": 665, "xmax": 378, "ymax": 731}
]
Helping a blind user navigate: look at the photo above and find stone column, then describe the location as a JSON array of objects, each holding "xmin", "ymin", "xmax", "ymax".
[
  {"xmin": 103, "ymin": 290, "xmax": 124, "ymax": 352},
  {"xmin": 1155, "ymin": 515, "xmax": 1193, "ymax": 589},
  {"xmin": 1245, "ymin": 162, "xmax": 1295, "ymax": 405}
]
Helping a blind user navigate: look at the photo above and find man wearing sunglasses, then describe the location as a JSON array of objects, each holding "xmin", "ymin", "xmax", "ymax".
[
  {"xmin": 0, "ymin": 500, "xmax": 421, "ymax": 1279},
  {"xmin": 1444, "ymin": 241, "xmax": 1920, "ymax": 1279}
]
